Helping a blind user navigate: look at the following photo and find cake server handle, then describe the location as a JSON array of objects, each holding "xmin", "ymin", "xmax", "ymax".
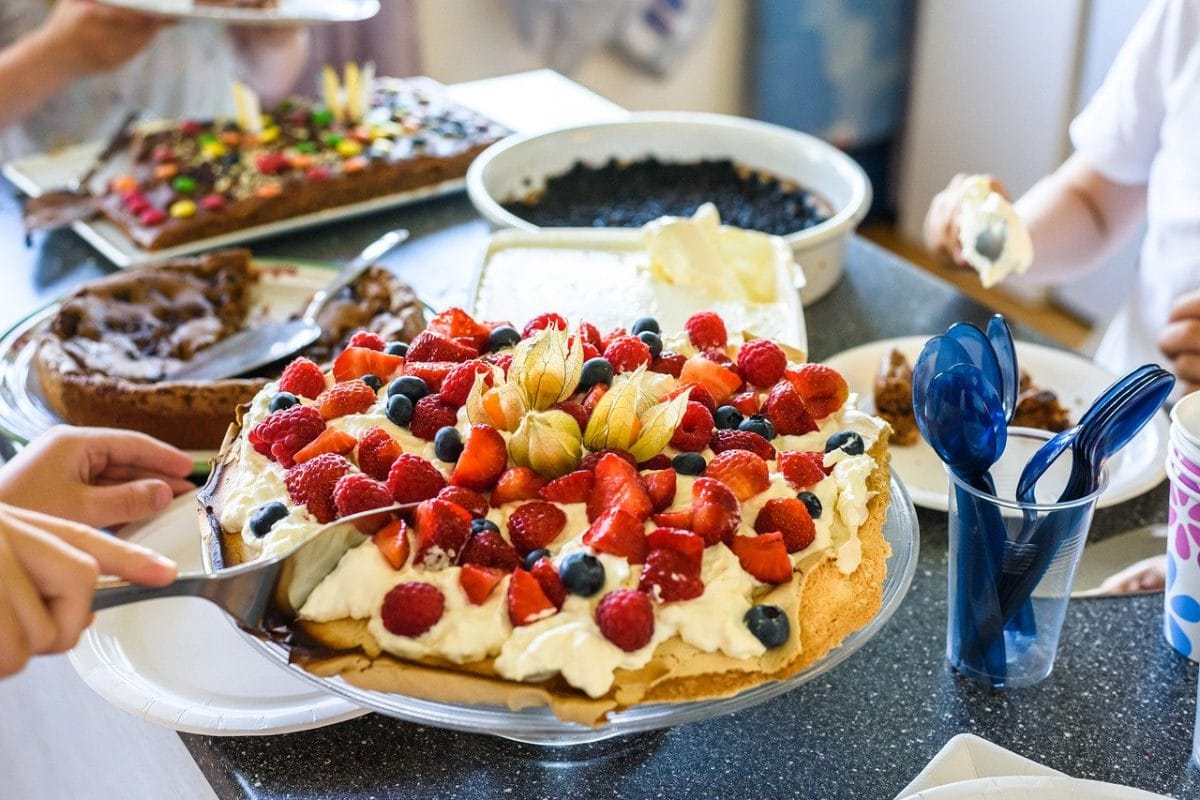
[{"xmin": 303, "ymin": 228, "xmax": 410, "ymax": 322}]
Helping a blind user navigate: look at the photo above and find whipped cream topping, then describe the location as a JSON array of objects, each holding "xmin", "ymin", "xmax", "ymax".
[{"xmin": 956, "ymin": 175, "xmax": 1034, "ymax": 288}]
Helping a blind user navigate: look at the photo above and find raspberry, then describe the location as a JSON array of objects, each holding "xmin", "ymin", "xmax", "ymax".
[
  {"xmin": 522, "ymin": 312, "xmax": 568, "ymax": 339},
  {"xmin": 347, "ymin": 331, "xmax": 386, "ymax": 351},
  {"xmin": 762, "ymin": 381, "xmax": 818, "ymax": 436},
  {"xmin": 738, "ymin": 339, "xmax": 787, "ymax": 388},
  {"xmin": 437, "ymin": 485, "xmax": 490, "ymax": 518},
  {"xmin": 578, "ymin": 321, "xmax": 602, "ymax": 348},
  {"xmin": 651, "ymin": 351, "xmax": 686, "ymax": 378},
  {"xmin": 406, "ymin": 330, "xmax": 477, "ymax": 363},
  {"xmin": 595, "ymin": 589, "xmax": 654, "ymax": 651},
  {"xmin": 599, "ymin": 326, "xmax": 628, "ymax": 351},
  {"xmin": 778, "ymin": 451, "xmax": 828, "ymax": 489},
  {"xmin": 409, "ymin": 394, "xmax": 459, "ymax": 441},
  {"xmin": 483, "ymin": 353, "xmax": 513, "ymax": 376},
  {"xmin": 709, "ymin": 429, "xmax": 777, "ymax": 461},
  {"xmin": 278, "ymin": 357, "xmax": 326, "ymax": 399},
  {"xmin": 754, "ymin": 497, "xmax": 816, "ymax": 553},
  {"xmin": 248, "ymin": 404, "xmax": 325, "ymax": 467},
  {"xmin": 507, "ymin": 501, "xmax": 568, "ymax": 555},
  {"xmin": 669, "ymin": 401, "xmax": 714, "ymax": 452},
  {"xmin": 685, "ymin": 311, "xmax": 727, "ymax": 350},
  {"xmin": 315, "ymin": 380, "xmax": 377, "ymax": 420},
  {"xmin": 785, "ymin": 363, "xmax": 850, "ymax": 420},
  {"xmin": 439, "ymin": 360, "xmax": 493, "ymax": 408},
  {"xmin": 381, "ymin": 582, "xmax": 445, "ymax": 637},
  {"xmin": 603, "ymin": 335, "xmax": 652, "ymax": 373},
  {"xmin": 639, "ymin": 547, "xmax": 704, "ymax": 602},
  {"xmin": 458, "ymin": 528, "xmax": 519, "ymax": 570},
  {"xmin": 638, "ymin": 454, "xmax": 673, "ymax": 471},
  {"xmin": 553, "ymin": 400, "xmax": 589, "ymax": 432},
  {"xmin": 332, "ymin": 473, "xmax": 393, "ymax": 518},
  {"xmin": 285, "ymin": 453, "xmax": 351, "ymax": 523},
  {"xmin": 357, "ymin": 427, "xmax": 401, "ymax": 481},
  {"xmin": 386, "ymin": 453, "xmax": 447, "ymax": 503}
]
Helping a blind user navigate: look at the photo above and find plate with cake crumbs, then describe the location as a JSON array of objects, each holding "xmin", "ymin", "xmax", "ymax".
[
  {"xmin": 96, "ymin": 0, "xmax": 379, "ymax": 24},
  {"xmin": 824, "ymin": 336, "xmax": 1168, "ymax": 511}
]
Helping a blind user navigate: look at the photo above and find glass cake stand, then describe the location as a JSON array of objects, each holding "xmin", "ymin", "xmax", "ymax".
[{"xmin": 236, "ymin": 473, "xmax": 919, "ymax": 746}]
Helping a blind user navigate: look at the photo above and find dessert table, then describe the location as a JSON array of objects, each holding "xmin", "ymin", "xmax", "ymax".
[{"xmin": 1, "ymin": 179, "xmax": 1198, "ymax": 798}]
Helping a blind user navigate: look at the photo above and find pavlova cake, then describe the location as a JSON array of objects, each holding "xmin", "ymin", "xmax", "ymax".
[{"xmin": 200, "ymin": 307, "xmax": 892, "ymax": 724}]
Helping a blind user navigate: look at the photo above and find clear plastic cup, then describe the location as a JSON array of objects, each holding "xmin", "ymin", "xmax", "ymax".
[
  {"xmin": 946, "ymin": 428, "xmax": 1107, "ymax": 688},
  {"xmin": 1194, "ymin": 677, "xmax": 1200, "ymax": 769}
]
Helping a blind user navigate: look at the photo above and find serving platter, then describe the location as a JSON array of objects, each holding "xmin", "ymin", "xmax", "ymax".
[{"xmin": 97, "ymin": 0, "xmax": 379, "ymax": 25}]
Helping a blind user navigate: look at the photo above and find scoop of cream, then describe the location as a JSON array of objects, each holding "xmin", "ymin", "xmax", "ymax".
[
  {"xmin": 956, "ymin": 176, "xmax": 1033, "ymax": 288},
  {"xmin": 643, "ymin": 203, "xmax": 796, "ymax": 303}
]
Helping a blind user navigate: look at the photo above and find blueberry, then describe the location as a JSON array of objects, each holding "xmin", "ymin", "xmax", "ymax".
[
  {"xmin": 744, "ymin": 604, "xmax": 790, "ymax": 648},
  {"xmin": 488, "ymin": 325, "xmax": 521, "ymax": 352},
  {"xmin": 433, "ymin": 426, "xmax": 463, "ymax": 461},
  {"xmin": 522, "ymin": 548, "xmax": 551, "ymax": 570},
  {"xmin": 361, "ymin": 374, "xmax": 383, "ymax": 392},
  {"xmin": 558, "ymin": 551, "xmax": 605, "ymax": 596},
  {"xmin": 578, "ymin": 357, "xmax": 614, "ymax": 390},
  {"xmin": 739, "ymin": 414, "xmax": 776, "ymax": 440},
  {"xmin": 631, "ymin": 317, "xmax": 660, "ymax": 336},
  {"xmin": 385, "ymin": 393, "xmax": 413, "ymax": 426},
  {"xmin": 637, "ymin": 330, "xmax": 663, "ymax": 359},
  {"xmin": 471, "ymin": 518, "xmax": 500, "ymax": 536},
  {"xmin": 796, "ymin": 491, "xmax": 822, "ymax": 519},
  {"xmin": 268, "ymin": 392, "xmax": 299, "ymax": 412},
  {"xmin": 384, "ymin": 341, "xmax": 408, "ymax": 357},
  {"xmin": 714, "ymin": 405, "xmax": 744, "ymax": 430},
  {"xmin": 388, "ymin": 375, "xmax": 429, "ymax": 402},
  {"xmin": 672, "ymin": 452, "xmax": 707, "ymax": 475},
  {"xmin": 249, "ymin": 501, "xmax": 289, "ymax": 538},
  {"xmin": 825, "ymin": 430, "xmax": 864, "ymax": 455}
]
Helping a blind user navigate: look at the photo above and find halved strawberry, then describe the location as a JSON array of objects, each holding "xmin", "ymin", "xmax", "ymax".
[
  {"xmin": 754, "ymin": 497, "xmax": 817, "ymax": 553},
  {"xmin": 729, "ymin": 532, "xmax": 793, "ymax": 584},
  {"xmin": 641, "ymin": 469, "xmax": 677, "ymax": 513},
  {"xmin": 427, "ymin": 307, "xmax": 490, "ymax": 352},
  {"xmin": 778, "ymin": 451, "xmax": 829, "ymax": 489},
  {"xmin": 530, "ymin": 556, "xmax": 567, "ymax": 609},
  {"xmin": 332, "ymin": 347, "xmax": 404, "ymax": 382},
  {"xmin": 450, "ymin": 424, "xmax": 508, "ymax": 491},
  {"xmin": 652, "ymin": 509, "xmax": 694, "ymax": 529},
  {"xmin": 459, "ymin": 564, "xmax": 505, "ymax": 605},
  {"xmin": 315, "ymin": 380, "xmax": 378, "ymax": 420},
  {"xmin": 507, "ymin": 567, "xmax": 556, "ymax": 626},
  {"xmin": 437, "ymin": 485, "xmax": 490, "ymax": 518},
  {"xmin": 763, "ymin": 381, "xmax": 818, "ymax": 436},
  {"xmin": 709, "ymin": 429, "xmax": 777, "ymax": 461},
  {"xmin": 784, "ymin": 363, "xmax": 850, "ymax": 420},
  {"xmin": 401, "ymin": 361, "xmax": 456, "ymax": 391},
  {"xmin": 553, "ymin": 400, "xmax": 589, "ymax": 432},
  {"xmin": 458, "ymin": 528, "xmax": 519, "ymax": 571},
  {"xmin": 664, "ymin": 382, "xmax": 716, "ymax": 412},
  {"xmin": 638, "ymin": 454, "xmax": 673, "ymax": 471},
  {"xmin": 639, "ymin": 547, "xmax": 704, "ymax": 602},
  {"xmin": 587, "ymin": 453, "xmax": 654, "ymax": 522},
  {"xmin": 578, "ymin": 448, "xmax": 637, "ymax": 473},
  {"xmin": 406, "ymin": 330, "xmax": 477, "ymax": 363},
  {"xmin": 691, "ymin": 477, "xmax": 740, "ymax": 546},
  {"xmin": 729, "ymin": 391, "xmax": 760, "ymax": 417},
  {"xmin": 507, "ymin": 501, "xmax": 567, "ymax": 555},
  {"xmin": 491, "ymin": 467, "xmax": 548, "ymax": 506},
  {"xmin": 413, "ymin": 498, "xmax": 473, "ymax": 569},
  {"xmin": 679, "ymin": 354, "xmax": 743, "ymax": 405},
  {"xmin": 292, "ymin": 427, "xmax": 357, "ymax": 464},
  {"xmin": 645, "ymin": 527, "xmax": 704, "ymax": 570},
  {"xmin": 372, "ymin": 518, "xmax": 410, "ymax": 569},
  {"xmin": 539, "ymin": 470, "xmax": 594, "ymax": 504},
  {"xmin": 704, "ymin": 450, "xmax": 770, "ymax": 501},
  {"xmin": 581, "ymin": 383, "xmax": 608, "ymax": 416},
  {"xmin": 582, "ymin": 507, "xmax": 648, "ymax": 563}
]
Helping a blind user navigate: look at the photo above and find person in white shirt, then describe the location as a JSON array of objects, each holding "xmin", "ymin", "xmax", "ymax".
[
  {"xmin": 0, "ymin": 0, "xmax": 310, "ymax": 159},
  {"xmin": 924, "ymin": 0, "xmax": 1200, "ymax": 398}
]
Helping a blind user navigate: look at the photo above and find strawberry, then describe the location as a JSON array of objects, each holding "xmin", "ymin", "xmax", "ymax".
[
  {"xmin": 679, "ymin": 354, "xmax": 742, "ymax": 405},
  {"xmin": 785, "ymin": 363, "xmax": 850, "ymax": 419},
  {"xmin": 638, "ymin": 454, "xmax": 673, "ymax": 471},
  {"xmin": 754, "ymin": 497, "xmax": 817, "ymax": 553},
  {"xmin": 669, "ymin": 401, "xmax": 714, "ymax": 452},
  {"xmin": 409, "ymin": 394, "xmax": 459, "ymax": 441},
  {"xmin": 554, "ymin": 400, "xmax": 589, "ymax": 432},
  {"xmin": 437, "ymin": 485, "xmax": 489, "ymax": 518},
  {"xmin": 645, "ymin": 527, "xmax": 704, "ymax": 569},
  {"xmin": 684, "ymin": 311, "xmax": 727, "ymax": 350},
  {"xmin": 427, "ymin": 307, "xmax": 490, "ymax": 352},
  {"xmin": 507, "ymin": 567, "xmax": 557, "ymax": 626},
  {"xmin": 372, "ymin": 518, "xmax": 410, "ymax": 569},
  {"xmin": 641, "ymin": 469, "xmax": 677, "ymax": 512},
  {"xmin": 248, "ymin": 404, "xmax": 325, "ymax": 468},
  {"xmin": 652, "ymin": 509, "xmax": 694, "ymax": 529},
  {"xmin": 386, "ymin": 453, "xmax": 446, "ymax": 503},
  {"xmin": 599, "ymin": 326, "xmax": 628, "ymax": 352},
  {"xmin": 381, "ymin": 582, "xmax": 445, "ymax": 637},
  {"xmin": 284, "ymin": 453, "xmax": 351, "ymax": 523},
  {"xmin": 587, "ymin": 452, "xmax": 653, "ymax": 522},
  {"xmin": 278, "ymin": 357, "xmax": 326, "ymax": 399},
  {"xmin": 709, "ymin": 429, "xmax": 777, "ymax": 461},
  {"xmin": 406, "ymin": 330, "xmax": 477, "ymax": 363},
  {"xmin": 439, "ymin": 360, "xmax": 493, "ymax": 408},
  {"xmin": 763, "ymin": 381, "xmax": 818, "ymax": 436},
  {"xmin": 530, "ymin": 556, "xmax": 567, "ymax": 609},
  {"xmin": 357, "ymin": 427, "xmax": 401, "ymax": 481},
  {"xmin": 459, "ymin": 564, "xmax": 505, "ymax": 605},
  {"xmin": 578, "ymin": 321, "xmax": 602, "ymax": 348},
  {"xmin": 347, "ymin": 330, "xmax": 387, "ymax": 351},
  {"xmin": 401, "ymin": 361, "xmax": 455, "ymax": 391},
  {"xmin": 539, "ymin": 470, "xmax": 594, "ymax": 504},
  {"xmin": 413, "ymin": 498, "xmax": 473, "ymax": 569},
  {"xmin": 729, "ymin": 391, "xmax": 760, "ymax": 417},
  {"xmin": 578, "ymin": 447, "xmax": 636, "ymax": 473},
  {"xmin": 293, "ymin": 427, "xmax": 356, "ymax": 464},
  {"xmin": 778, "ymin": 450, "xmax": 829, "ymax": 489},
  {"xmin": 704, "ymin": 450, "xmax": 770, "ymax": 501},
  {"xmin": 581, "ymin": 383, "xmax": 607, "ymax": 416},
  {"xmin": 603, "ymin": 335, "xmax": 652, "ymax": 373},
  {"xmin": 491, "ymin": 467, "xmax": 548, "ymax": 506},
  {"xmin": 332, "ymin": 472, "xmax": 393, "ymax": 518},
  {"xmin": 702, "ymin": 347, "xmax": 737, "ymax": 368},
  {"xmin": 737, "ymin": 339, "xmax": 787, "ymax": 387},
  {"xmin": 651, "ymin": 351, "xmax": 686, "ymax": 378},
  {"xmin": 582, "ymin": 507, "xmax": 648, "ymax": 563},
  {"xmin": 482, "ymin": 352, "xmax": 513, "ymax": 376},
  {"xmin": 729, "ymin": 532, "xmax": 793, "ymax": 584},
  {"xmin": 521, "ymin": 312, "xmax": 568, "ymax": 339},
  {"xmin": 639, "ymin": 547, "xmax": 704, "ymax": 602},
  {"xmin": 691, "ymin": 477, "xmax": 740, "ymax": 546},
  {"xmin": 458, "ymin": 528, "xmax": 519, "ymax": 571},
  {"xmin": 664, "ymin": 382, "xmax": 716, "ymax": 412},
  {"xmin": 315, "ymin": 380, "xmax": 377, "ymax": 420},
  {"xmin": 450, "ymin": 424, "xmax": 508, "ymax": 491},
  {"xmin": 507, "ymin": 501, "xmax": 567, "ymax": 555},
  {"xmin": 595, "ymin": 589, "xmax": 654, "ymax": 651},
  {"xmin": 332, "ymin": 347, "xmax": 404, "ymax": 383}
]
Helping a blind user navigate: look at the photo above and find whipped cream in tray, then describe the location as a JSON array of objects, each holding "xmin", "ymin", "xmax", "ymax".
[{"xmin": 471, "ymin": 205, "xmax": 807, "ymax": 354}]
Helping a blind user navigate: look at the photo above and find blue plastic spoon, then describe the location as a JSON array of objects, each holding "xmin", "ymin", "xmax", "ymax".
[
  {"xmin": 913, "ymin": 335, "xmax": 971, "ymax": 445},
  {"xmin": 944, "ymin": 322, "xmax": 1005, "ymax": 408},
  {"xmin": 986, "ymin": 315, "xmax": 1018, "ymax": 423}
]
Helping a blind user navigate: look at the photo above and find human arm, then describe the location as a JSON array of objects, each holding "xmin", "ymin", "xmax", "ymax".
[{"xmin": 229, "ymin": 25, "xmax": 311, "ymax": 106}]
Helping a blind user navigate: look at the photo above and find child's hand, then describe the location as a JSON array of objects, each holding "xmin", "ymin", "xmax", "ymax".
[
  {"xmin": 0, "ymin": 502, "xmax": 175, "ymax": 677},
  {"xmin": 0, "ymin": 427, "xmax": 194, "ymax": 529},
  {"xmin": 1159, "ymin": 290, "xmax": 1200, "ymax": 395},
  {"xmin": 923, "ymin": 173, "xmax": 1010, "ymax": 269},
  {"xmin": 33, "ymin": 0, "xmax": 169, "ymax": 79}
]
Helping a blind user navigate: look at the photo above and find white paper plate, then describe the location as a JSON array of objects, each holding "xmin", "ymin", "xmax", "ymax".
[
  {"xmin": 68, "ymin": 491, "xmax": 367, "ymax": 735},
  {"xmin": 899, "ymin": 775, "xmax": 1169, "ymax": 799},
  {"xmin": 97, "ymin": 0, "xmax": 378, "ymax": 24},
  {"xmin": 825, "ymin": 336, "xmax": 1168, "ymax": 511}
]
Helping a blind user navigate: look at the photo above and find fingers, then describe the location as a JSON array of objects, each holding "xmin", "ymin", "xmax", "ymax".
[
  {"xmin": 1168, "ymin": 289, "xmax": 1200, "ymax": 323},
  {"xmin": 77, "ymin": 427, "xmax": 194, "ymax": 481},
  {"xmin": 1158, "ymin": 319, "xmax": 1200, "ymax": 359},
  {"xmin": 95, "ymin": 464, "xmax": 195, "ymax": 496},
  {"xmin": 0, "ymin": 522, "xmax": 57, "ymax": 657},
  {"xmin": 80, "ymin": 479, "xmax": 175, "ymax": 527}
]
